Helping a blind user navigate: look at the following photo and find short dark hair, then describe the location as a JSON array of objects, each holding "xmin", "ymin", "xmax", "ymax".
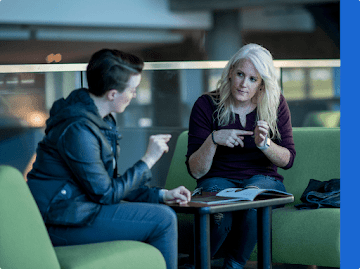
[{"xmin": 86, "ymin": 49, "xmax": 144, "ymax": 96}]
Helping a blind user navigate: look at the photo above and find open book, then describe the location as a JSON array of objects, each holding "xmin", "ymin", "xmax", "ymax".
[{"xmin": 191, "ymin": 187, "xmax": 292, "ymax": 205}]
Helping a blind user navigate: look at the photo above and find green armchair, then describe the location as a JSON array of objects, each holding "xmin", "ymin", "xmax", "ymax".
[
  {"xmin": 0, "ymin": 165, "xmax": 166, "ymax": 269},
  {"xmin": 166, "ymin": 127, "xmax": 340, "ymax": 268}
]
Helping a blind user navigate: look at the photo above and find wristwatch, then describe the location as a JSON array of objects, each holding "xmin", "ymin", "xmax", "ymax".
[{"xmin": 257, "ymin": 136, "xmax": 271, "ymax": 150}]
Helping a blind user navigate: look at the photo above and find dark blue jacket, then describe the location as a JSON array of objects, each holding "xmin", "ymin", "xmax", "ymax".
[
  {"xmin": 27, "ymin": 88, "xmax": 161, "ymax": 226},
  {"xmin": 295, "ymin": 178, "xmax": 340, "ymax": 210}
]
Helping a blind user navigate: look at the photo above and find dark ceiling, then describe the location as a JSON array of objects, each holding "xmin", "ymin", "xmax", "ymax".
[{"xmin": 0, "ymin": 1, "xmax": 339, "ymax": 65}]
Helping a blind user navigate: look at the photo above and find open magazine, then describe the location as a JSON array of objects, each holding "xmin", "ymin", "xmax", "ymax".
[{"xmin": 191, "ymin": 187, "xmax": 292, "ymax": 205}]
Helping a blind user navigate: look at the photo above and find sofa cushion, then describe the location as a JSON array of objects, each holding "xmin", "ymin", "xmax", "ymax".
[
  {"xmin": 55, "ymin": 240, "xmax": 166, "ymax": 269},
  {"xmin": 271, "ymin": 206, "xmax": 340, "ymax": 267},
  {"xmin": 0, "ymin": 165, "xmax": 61, "ymax": 269},
  {"xmin": 278, "ymin": 127, "xmax": 340, "ymax": 205},
  {"xmin": 250, "ymin": 206, "xmax": 340, "ymax": 267}
]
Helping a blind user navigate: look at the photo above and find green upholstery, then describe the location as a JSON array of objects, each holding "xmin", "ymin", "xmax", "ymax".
[
  {"xmin": 0, "ymin": 165, "xmax": 166, "ymax": 269},
  {"xmin": 303, "ymin": 111, "xmax": 340, "ymax": 128},
  {"xmin": 270, "ymin": 206, "xmax": 340, "ymax": 267},
  {"xmin": 55, "ymin": 241, "xmax": 166, "ymax": 269},
  {"xmin": 280, "ymin": 127, "xmax": 340, "ymax": 205},
  {"xmin": 266, "ymin": 127, "xmax": 340, "ymax": 267},
  {"xmin": 165, "ymin": 131, "xmax": 196, "ymax": 256},
  {"xmin": 165, "ymin": 130, "xmax": 196, "ymax": 191},
  {"xmin": 166, "ymin": 127, "xmax": 340, "ymax": 268},
  {"xmin": 0, "ymin": 165, "xmax": 61, "ymax": 269}
]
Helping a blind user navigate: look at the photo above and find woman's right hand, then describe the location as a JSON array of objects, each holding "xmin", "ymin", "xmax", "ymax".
[
  {"xmin": 213, "ymin": 129, "xmax": 253, "ymax": 148},
  {"xmin": 141, "ymin": 134, "xmax": 172, "ymax": 169},
  {"xmin": 188, "ymin": 129, "xmax": 253, "ymax": 179}
]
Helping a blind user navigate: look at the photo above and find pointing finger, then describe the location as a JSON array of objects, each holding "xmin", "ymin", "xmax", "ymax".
[
  {"xmin": 154, "ymin": 134, "xmax": 172, "ymax": 141},
  {"xmin": 235, "ymin": 130, "xmax": 253, "ymax": 136}
]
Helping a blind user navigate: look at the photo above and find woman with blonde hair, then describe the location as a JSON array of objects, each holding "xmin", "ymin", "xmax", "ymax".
[{"xmin": 186, "ymin": 43, "xmax": 296, "ymax": 268}]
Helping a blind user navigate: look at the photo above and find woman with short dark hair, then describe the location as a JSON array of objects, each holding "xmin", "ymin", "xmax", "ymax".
[{"xmin": 27, "ymin": 48, "xmax": 191, "ymax": 269}]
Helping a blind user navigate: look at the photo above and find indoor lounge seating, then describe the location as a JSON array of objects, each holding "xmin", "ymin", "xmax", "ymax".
[
  {"xmin": 166, "ymin": 127, "xmax": 340, "ymax": 268},
  {"xmin": 0, "ymin": 165, "xmax": 166, "ymax": 269}
]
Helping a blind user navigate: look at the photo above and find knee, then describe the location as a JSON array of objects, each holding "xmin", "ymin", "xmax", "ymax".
[
  {"xmin": 157, "ymin": 204, "xmax": 178, "ymax": 231},
  {"xmin": 213, "ymin": 213, "xmax": 224, "ymax": 226},
  {"xmin": 239, "ymin": 209, "xmax": 257, "ymax": 228},
  {"xmin": 211, "ymin": 212, "xmax": 232, "ymax": 232}
]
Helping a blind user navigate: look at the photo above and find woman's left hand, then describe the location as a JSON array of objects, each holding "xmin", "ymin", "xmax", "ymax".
[
  {"xmin": 164, "ymin": 186, "xmax": 191, "ymax": 205},
  {"xmin": 254, "ymin": 120, "xmax": 269, "ymax": 147}
]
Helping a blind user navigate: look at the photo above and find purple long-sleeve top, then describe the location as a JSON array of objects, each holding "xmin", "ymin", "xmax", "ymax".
[{"xmin": 186, "ymin": 94, "xmax": 296, "ymax": 182}]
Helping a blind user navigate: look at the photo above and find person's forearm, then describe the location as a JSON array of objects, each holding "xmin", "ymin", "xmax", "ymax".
[
  {"xmin": 141, "ymin": 155, "xmax": 156, "ymax": 169},
  {"xmin": 188, "ymin": 134, "xmax": 217, "ymax": 179},
  {"xmin": 260, "ymin": 142, "xmax": 290, "ymax": 168}
]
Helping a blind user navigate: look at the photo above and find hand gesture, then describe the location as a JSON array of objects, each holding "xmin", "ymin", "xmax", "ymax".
[
  {"xmin": 163, "ymin": 186, "xmax": 191, "ymax": 205},
  {"xmin": 254, "ymin": 120, "xmax": 269, "ymax": 147},
  {"xmin": 141, "ymin": 134, "xmax": 171, "ymax": 169},
  {"xmin": 213, "ymin": 129, "xmax": 253, "ymax": 148}
]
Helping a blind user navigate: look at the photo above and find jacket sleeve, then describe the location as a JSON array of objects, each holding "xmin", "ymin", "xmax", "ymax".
[
  {"xmin": 57, "ymin": 121, "xmax": 154, "ymax": 205},
  {"xmin": 124, "ymin": 186, "xmax": 163, "ymax": 203}
]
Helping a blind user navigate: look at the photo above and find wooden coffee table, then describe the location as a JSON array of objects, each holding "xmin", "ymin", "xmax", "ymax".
[{"xmin": 171, "ymin": 192, "xmax": 294, "ymax": 269}]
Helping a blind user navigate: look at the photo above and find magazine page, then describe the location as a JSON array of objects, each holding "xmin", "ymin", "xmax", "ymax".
[
  {"xmin": 216, "ymin": 188, "xmax": 292, "ymax": 201},
  {"xmin": 190, "ymin": 188, "xmax": 293, "ymax": 205},
  {"xmin": 190, "ymin": 195, "xmax": 243, "ymax": 205},
  {"xmin": 216, "ymin": 188, "xmax": 266, "ymax": 201}
]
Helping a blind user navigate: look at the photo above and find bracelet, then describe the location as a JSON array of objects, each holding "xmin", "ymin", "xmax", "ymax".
[
  {"xmin": 211, "ymin": 131, "xmax": 218, "ymax": 146},
  {"xmin": 257, "ymin": 135, "xmax": 270, "ymax": 150}
]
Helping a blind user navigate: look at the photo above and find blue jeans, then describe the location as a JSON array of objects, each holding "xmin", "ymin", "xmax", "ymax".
[
  {"xmin": 46, "ymin": 202, "xmax": 178, "ymax": 269},
  {"xmin": 196, "ymin": 175, "xmax": 287, "ymax": 269}
]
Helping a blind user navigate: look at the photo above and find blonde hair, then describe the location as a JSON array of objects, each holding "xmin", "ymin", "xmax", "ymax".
[{"xmin": 206, "ymin": 43, "xmax": 281, "ymax": 140}]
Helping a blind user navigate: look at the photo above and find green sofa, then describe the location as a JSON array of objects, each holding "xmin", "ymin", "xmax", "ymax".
[
  {"xmin": 165, "ymin": 127, "xmax": 340, "ymax": 268},
  {"xmin": 0, "ymin": 165, "xmax": 166, "ymax": 269}
]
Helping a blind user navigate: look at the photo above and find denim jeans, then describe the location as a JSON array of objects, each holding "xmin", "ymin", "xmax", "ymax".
[
  {"xmin": 46, "ymin": 202, "xmax": 178, "ymax": 269},
  {"xmin": 196, "ymin": 175, "xmax": 287, "ymax": 269}
]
